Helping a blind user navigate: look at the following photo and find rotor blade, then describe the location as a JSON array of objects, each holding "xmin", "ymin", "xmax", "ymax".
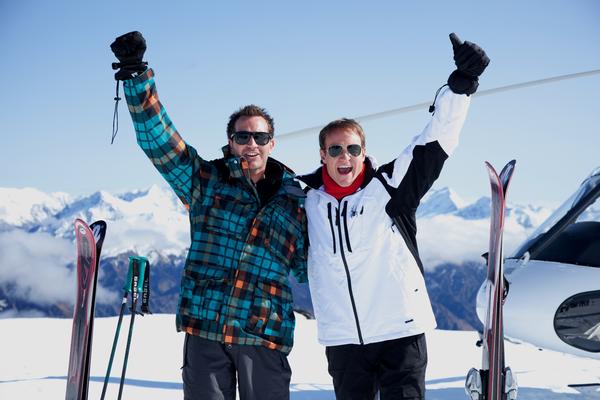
[{"xmin": 278, "ymin": 68, "xmax": 600, "ymax": 140}]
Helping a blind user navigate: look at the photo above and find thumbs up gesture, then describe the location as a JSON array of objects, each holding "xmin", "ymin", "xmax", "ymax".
[{"xmin": 447, "ymin": 33, "xmax": 490, "ymax": 95}]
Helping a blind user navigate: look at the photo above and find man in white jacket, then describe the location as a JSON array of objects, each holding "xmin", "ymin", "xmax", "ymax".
[{"xmin": 298, "ymin": 33, "xmax": 489, "ymax": 399}]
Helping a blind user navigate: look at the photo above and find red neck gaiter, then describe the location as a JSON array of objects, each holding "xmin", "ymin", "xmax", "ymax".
[{"xmin": 322, "ymin": 164, "xmax": 366, "ymax": 200}]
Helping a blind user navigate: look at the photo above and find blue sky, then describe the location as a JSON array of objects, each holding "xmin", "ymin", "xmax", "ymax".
[{"xmin": 1, "ymin": 1, "xmax": 599, "ymax": 206}]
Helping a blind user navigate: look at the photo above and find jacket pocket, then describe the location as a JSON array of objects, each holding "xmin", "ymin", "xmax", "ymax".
[
  {"xmin": 245, "ymin": 281, "xmax": 293, "ymax": 345},
  {"xmin": 180, "ymin": 274, "xmax": 227, "ymax": 322}
]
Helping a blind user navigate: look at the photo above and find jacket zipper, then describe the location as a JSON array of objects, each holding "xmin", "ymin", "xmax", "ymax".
[
  {"xmin": 340, "ymin": 201, "xmax": 353, "ymax": 252},
  {"xmin": 334, "ymin": 201, "xmax": 364, "ymax": 344},
  {"xmin": 327, "ymin": 203, "xmax": 337, "ymax": 254}
]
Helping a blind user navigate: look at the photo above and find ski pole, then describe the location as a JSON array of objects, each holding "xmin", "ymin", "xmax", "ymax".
[
  {"xmin": 100, "ymin": 293, "xmax": 127, "ymax": 400},
  {"xmin": 117, "ymin": 256, "xmax": 148, "ymax": 400},
  {"xmin": 100, "ymin": 256, "xmax": 148, "ymax": 400}
]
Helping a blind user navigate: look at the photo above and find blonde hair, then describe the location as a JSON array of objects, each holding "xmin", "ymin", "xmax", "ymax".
[{"xmin": 319, "ymin": 118, "xmax": 365, "ymax": 149}]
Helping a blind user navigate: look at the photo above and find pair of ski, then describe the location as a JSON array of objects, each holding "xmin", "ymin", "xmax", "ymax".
[
  {"xmin": 65, "ymin": 219, "xmax": 150, "ymax": 400},
  {"xmin": 65, "ymin": 219, "xmax": 106, "ymax": 400},
  {"xmin": 465, "ymin": 160, "xmax": 518, "ymax": 400}
]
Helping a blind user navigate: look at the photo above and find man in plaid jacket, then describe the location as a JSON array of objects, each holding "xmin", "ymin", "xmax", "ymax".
[{"xmin": 111, "ymin": 31, "xmax": 308, "ymax": 400}]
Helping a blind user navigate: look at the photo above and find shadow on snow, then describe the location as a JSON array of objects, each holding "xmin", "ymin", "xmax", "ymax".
[{"xmin": 0, "ymin": 376, "xmax": 596, "ymax": 399}]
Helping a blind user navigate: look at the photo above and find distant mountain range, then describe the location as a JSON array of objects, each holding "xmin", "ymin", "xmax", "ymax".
[{"xmin": 0, "ymin": 185, "xmax": 553, "ymax": 330}]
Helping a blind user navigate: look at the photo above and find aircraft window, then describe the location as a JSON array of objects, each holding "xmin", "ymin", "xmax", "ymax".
[
  {"xmin": 531, "ymin": 221, "xmax": 600, "ymax": 267},
  {"xmin": 512, "ymin": 169, "xmax": 600, "ymax": 259},
  {"xmin": 554, "ymin": 291, "xmax": 600, "ymax": 353},
  {"xmin": 511, "ymin": 190, "xmax": 580, "ymax": 258},
  {"xmin": 576, "ymin": 196, "xmax": 600, "ymax": 224}
]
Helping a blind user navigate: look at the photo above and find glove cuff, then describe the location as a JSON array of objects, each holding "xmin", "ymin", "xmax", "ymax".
[
  {"xmin": 447, "ymin": 70, "xmax": 479, "ymax": 96},
  {"xmin": 114, "ymin": 63, "xmax": 148, "ymax": 81}
]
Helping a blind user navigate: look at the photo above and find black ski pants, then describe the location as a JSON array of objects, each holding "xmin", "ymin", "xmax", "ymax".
[
  {"xmin": 182, "ymin": 334, "xmax": 292, "ymax": 400},
  {"xmin": 326, "ymin": 334, "xmax": 427, "ymax": 400}
]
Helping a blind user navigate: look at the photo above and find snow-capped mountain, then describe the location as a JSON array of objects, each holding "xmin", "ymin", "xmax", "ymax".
[
  {"xmin": 0, "ymin": 185, "xmax": 552, "ymax": 325},
  {"xmin": 0, "ymin": 185, "xmax": 550, "ymax": 241},
  {"xmin": 13, "ymin": 185, "xmax": 191, "ymax": 258},
  {"xmin": 417, "ymin": 187, "xmax": 465, "ymax": 218},
  {"xmin": 416, "ymin": 186, "xmax": 552, "ymax": 228},
  {"xmin": 0, "ymin": 187, "xmax": 71, "ymax": 227},
  {"xmin": 0, "ymin": 184, "xmax": 553, "ymax": 280}
]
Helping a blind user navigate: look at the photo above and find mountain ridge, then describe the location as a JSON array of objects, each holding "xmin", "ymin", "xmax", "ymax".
[{"xmin": 0, "ymin": 185, "xmax": 552, "ymax": 329}]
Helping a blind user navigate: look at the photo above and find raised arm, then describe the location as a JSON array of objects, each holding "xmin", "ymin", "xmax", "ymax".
[
  {"xmin": 111, "ymin": 31, "xmax": 196, "ymax": 208},
  {"xmin": 380, "ymin": 33, "xmax": 490, "ymax": 209}
]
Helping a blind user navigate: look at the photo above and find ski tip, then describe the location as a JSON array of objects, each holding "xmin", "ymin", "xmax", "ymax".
[
  {"xmin": 484, "ymin": 161, "xmax": 499, "ymax": 180},
  {"xmin": 90, "ymin": 220, "xmax": 107, "ymax": 230},
  {"xmin": 74, "ymin": 218, "xmax": 89, "ymax": 232}
]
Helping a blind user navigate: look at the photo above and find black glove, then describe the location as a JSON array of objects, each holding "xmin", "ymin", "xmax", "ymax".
[
  {"xmin": 110, "ymin": 31, "xmax": 148, "ymax": 81},
  {"xmin": 447, "ymin": 33, "xmax": 490, "ymax": 95}
]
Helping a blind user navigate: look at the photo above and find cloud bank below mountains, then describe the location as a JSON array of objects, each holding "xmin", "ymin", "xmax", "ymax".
[
  {"xmin": 418, "ymin": 215, "xmax": 531, "ymax": 269},
  {"xmin": 0, "ymin": 230, "xmax": 116, "ymax": 308},
  {"xmin": 0, "ymin": 185, "xmax": 551, "ymax": 310}
]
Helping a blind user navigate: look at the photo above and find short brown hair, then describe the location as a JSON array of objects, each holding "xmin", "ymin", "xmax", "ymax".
[
  {"xmin": 319, "ymin": 118, "xmax": 365, "ymax": 150},
  {"xmin": 226, "ymin": 105, "xmax": 274, "ymax": 138}
]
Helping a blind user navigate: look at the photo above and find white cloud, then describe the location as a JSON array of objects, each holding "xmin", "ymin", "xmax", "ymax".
[
  {"xmin": 418, "ymin": 215, "xmax": 530, "ymax": 269},
  {"xmin": 0, "ymin": 229, "xmax": 115, "ymax": 306}
]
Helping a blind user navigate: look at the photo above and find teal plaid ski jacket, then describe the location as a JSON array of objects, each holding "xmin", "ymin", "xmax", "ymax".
[{"xmin": 123, "ymin": 69, "xmax": 308, "ymax": 354}]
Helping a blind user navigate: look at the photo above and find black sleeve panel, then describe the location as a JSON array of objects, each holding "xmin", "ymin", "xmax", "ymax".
[
  {"xmin": 391, "ymin": 140, "xmax": 449, "ymax": 212},
  {"xmin": 378, "ymin": 141, "xmax": 448, "ymax": 222},
  {"xmin": 378, "ymin": 159, "xmax": 395, "ymax": 179},
  {"xmin": 377, "ymin": 141, "xmax": 448, "ymax": 276}
]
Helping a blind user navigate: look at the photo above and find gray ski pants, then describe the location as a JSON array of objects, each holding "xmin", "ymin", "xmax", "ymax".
[{"xmin": 182, "ymin": 334, "xmax": 292, "ymax": 400}]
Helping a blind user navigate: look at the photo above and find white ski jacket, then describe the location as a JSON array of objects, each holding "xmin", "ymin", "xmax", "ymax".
[{"xmin": 299, "ymin": 87, "xmax": 470, "ymax": 346}]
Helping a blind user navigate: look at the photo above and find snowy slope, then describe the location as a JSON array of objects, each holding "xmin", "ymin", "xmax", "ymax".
[{"xmin": 0, "ymin": 315, "xmax": 598, "ymax": 399}]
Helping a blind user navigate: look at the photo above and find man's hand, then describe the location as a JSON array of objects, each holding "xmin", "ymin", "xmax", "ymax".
[
  {"xmin": 447, "ymin": 33, "xmax": 490, "ymax": 95},
  {"xmin": 110, "ymin": 31, "xmax": 148, "ymax": 81}
]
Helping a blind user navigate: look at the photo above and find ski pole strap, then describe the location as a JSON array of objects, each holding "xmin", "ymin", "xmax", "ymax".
[
  {"xmin": 124, "ymin": 256, "xmax": 152, "ymax": 314},
  {"xmin": 111, "ymin": 81, "xmax": 121, "ymax": 145},
  {"xmin": 428, "ymin": 84, "xmax": 448, "ymax": 114}
]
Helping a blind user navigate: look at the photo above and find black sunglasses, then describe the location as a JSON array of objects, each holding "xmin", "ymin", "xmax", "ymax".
[
  {"xmin": 231, "ymin": 131, "xmax": 273, "ymax": 146},
  {"xmin": 327, "ymin": 144, "xmax": 363, "ymax": 158}
]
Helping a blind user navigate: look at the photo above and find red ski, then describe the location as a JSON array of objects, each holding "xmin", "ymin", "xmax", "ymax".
[
  {"xmin": 66, "ymin": 219, "xmax": 107, "ymax": 400},
  {"xmin": 466, "ymin": 160, "xmax": 518, "ymax": 400}
]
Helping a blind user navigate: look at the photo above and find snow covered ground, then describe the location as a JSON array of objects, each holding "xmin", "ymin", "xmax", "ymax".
[{"xmin": 1, "ymin": 314, "xmax": 599, "ymax": 399}]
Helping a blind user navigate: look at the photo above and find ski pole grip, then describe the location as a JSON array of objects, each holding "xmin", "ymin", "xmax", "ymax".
[{"xmin": 124, "ymin": 256, "xmax": 148, "ymax": 294}]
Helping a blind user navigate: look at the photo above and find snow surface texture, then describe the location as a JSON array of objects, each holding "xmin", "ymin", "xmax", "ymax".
[{"xmin": 1, "ymin": 315, "xmax": 599, "ymax": 399}]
